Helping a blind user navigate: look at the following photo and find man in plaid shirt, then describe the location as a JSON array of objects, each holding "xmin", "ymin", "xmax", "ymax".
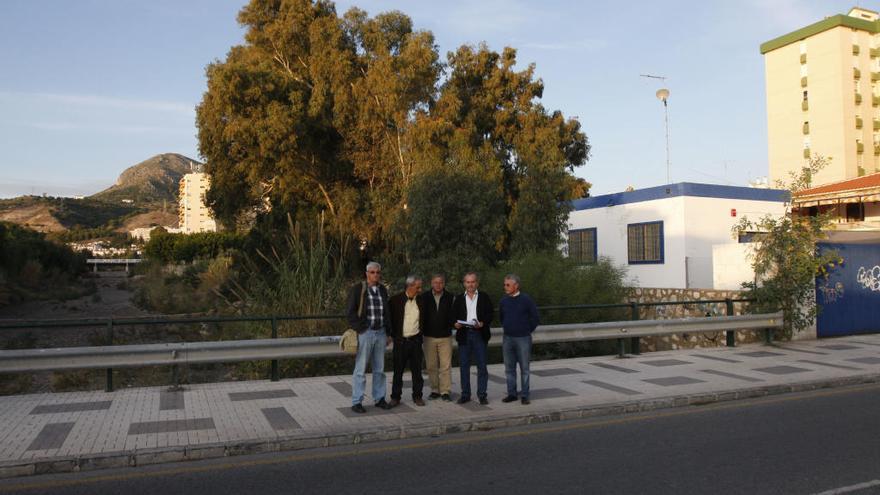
[{"xmin": 346, "ymin": 261, "xmax": 393, "ymax": 413}]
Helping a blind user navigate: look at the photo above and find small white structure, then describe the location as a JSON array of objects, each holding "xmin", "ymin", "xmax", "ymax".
[{"xmin": 566, "ymin": 183, "xmax": 789, "ymax": 289}]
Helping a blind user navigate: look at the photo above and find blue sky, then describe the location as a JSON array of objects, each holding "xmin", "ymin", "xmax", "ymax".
[{"xmin": 0, "ymin": 0, "xmax": 863, "ymax": 198}]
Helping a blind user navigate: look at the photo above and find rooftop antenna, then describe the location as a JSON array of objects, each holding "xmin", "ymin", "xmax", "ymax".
[{"xmin": 641, "ymin": 74, "xmax": 671, "ymax": 184}]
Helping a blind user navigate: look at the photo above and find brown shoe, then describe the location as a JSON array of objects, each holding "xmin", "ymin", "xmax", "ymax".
[
  {"xmin": 413, "ymin": 397, "xmax": 426, "ymax": 406},
  {"xmin": 389, "ymin": 398, "xmax": 401, "ymax": 407}
]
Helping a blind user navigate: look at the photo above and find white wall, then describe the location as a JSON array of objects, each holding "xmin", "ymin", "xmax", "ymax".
[
  {"xmin": 712, "ymin": 243, "xmax": 756, "ymax": 290},
  {"xmin": 568, "ymin": 196, "xmax": 687, "ymax": 288},
  {"xmin": 568, "ymin": 195, "xmax": 786, "ymax": 289},
  {"xmin": 683, "ymin": 196, "xmax": 786, "ymax": 288}
]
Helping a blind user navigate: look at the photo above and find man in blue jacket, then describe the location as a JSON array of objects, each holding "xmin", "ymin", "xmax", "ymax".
[{"xmin": 499, "ymin": 273, "xmax": 540, "ymax": 405}]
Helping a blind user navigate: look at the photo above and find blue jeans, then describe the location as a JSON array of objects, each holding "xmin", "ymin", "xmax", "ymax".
[
  {"xmin": 459, "ymin": 330, "xmax": 488, "ymax": 399},
  {"xmin": 503, "ymin": 335, "xmax": 532, "ymax": 399},
  {"xmin": 352, "ymin": 329, "xmax": 387, "ymax": 405}
]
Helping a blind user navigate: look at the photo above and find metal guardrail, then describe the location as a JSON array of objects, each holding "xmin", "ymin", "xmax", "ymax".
[{"xmin": 0, "ymin": 312, "xmax": 782, "ymax": 391}]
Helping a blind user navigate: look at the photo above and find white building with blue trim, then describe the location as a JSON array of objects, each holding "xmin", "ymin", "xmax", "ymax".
[{"xmin": 566, "ymin": 183, "xmax": 790, "ymax": 289}]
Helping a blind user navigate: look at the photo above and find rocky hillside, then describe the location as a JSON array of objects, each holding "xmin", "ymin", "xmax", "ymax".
[
  {"xmin": 90, "ymin": 153, "xmax": 202, "ymax": 207},
  {"xmin": 0, "ymin": 153, "xmax": 198, "ymax": 235}
]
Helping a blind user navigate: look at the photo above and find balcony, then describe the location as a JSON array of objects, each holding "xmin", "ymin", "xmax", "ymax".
[
  {"xmin": 803, "ymin": 148, "xmax": 811, "ymax": 159},
  {"xmin": 803, "ymin": 122, "xmax": 810, "ymax": 134},
  {"xmin": 855, "ymin": 93, "xmax": 863, "ymax": 105},
  {"xmin": 857, "ymin": 117, "xmax": 864, "ymax": 128},
  {"xmin": 855, "ymin": 67, "xmax": 862, "ymax": 79},
  {"xmin": 857, "ymin": 142, "xmax": 865, "ymax": 153},
  {"xmin": 872, "ymin": 47, "xmax": 880, "ymax": 57},
  {"xmin": 802, "ymin": 100, "xmax": 809, "ymax": 111},
  {"xmin": 875, "ymin": 120, "xmax": 880, "ymax": 130},
  {"xmin": 854, "ymin": 44, "xmax": 861, "ymax": 55},
  {"xmin": 800, "ymin": 53, "xmax": 807, "ymax": 64},
  {"xmin": 872, "ymin": 72, "xmax": 880, "ymax": 82},
  {"xmin": 874, "ymin": 95, "xmax": 880, "ymax": 106},
  {"xmin": 801, "ymin": 76, "xmax": 808, "ymax": 87},
  {"xmin": 874, "ymin": 144, "xmax": 880, "ymax": 155}
]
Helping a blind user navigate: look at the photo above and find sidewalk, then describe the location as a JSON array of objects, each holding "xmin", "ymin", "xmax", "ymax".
[{"xmin": 2, "ymin": 334, "xmax": 880, "ymax": 478}]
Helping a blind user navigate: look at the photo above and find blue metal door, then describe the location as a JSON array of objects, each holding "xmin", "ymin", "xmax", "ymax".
[{"xmin": 816, "ymin": 242, "xmax": 880, "ymax": 337}]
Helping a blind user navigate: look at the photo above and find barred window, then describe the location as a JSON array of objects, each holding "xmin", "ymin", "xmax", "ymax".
[
  {"xmin": 627, "ymin": 221, "xmax": 664, "ymax": 264},
  {"xmin": 568, "ymin": 228, "xmax": 597, "ymax": 264}
]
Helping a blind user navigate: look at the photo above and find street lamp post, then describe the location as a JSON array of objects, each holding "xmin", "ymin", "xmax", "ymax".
[{"xmin": 655, "ymin": 88, "xmax": 671, "ymax": 184}]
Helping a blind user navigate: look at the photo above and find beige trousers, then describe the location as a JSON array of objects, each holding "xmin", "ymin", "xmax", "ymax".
[{"xmin": 423, "ymin": 336, "xmax": 453, "ymax": 394}]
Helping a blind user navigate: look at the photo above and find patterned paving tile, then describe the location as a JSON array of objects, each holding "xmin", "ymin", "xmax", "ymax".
[
  {"xmin": 262, "ymin": 407, "xmax": 301, "ymax": 431},
  {"xmin": 777, "ymin": 347, "xmax": 827, "ymax": 355},
  {"xmin": 691, "ymin": 354, "xmax": 741, "ymax": 363},
  {"xmin": 849, "ymin": 340, "xmax": 880, "ymax": 347},
  {"xmin": 336, "ymin": 402, "xmax": 415, "ymax": 418},
  {"xmin": 128, "ymin": 418, "xmax": 215, "ymax": 435},
  {"xmin": 753, "ymin": 365, "xmax": 811, "ymax": 375},
  {"xmin": 582, "ymin": 380, "xmax": 642, "ymax": 396},
  {"xmin": 455, "ymin": 395, "xmax": 492, "ymax": 411},
  {"xmin": 159, "ymin": 391, "xmax": 185, "ymax": 411},
  {"xmin": 530, "ymin": 388, "xmax": 578, "ymax": 400},
  {"xmin": 27, "ymin": 422, "xmax": 75, "ymax": 451},
  {"xmin": 847, "ymin": 357, "xmax": 880, "ymax": 364},
  {"xmin": 699, "ymin": 369, "xmax": 763, "ymax": 383},
  {"xmin": 797, "ymin": 359, "xmax": 861, "ymax": 371},
  {"xmin": 31, "ymin": 401, "xmax": 112, "ymax": 415},
  {"xmin": 739, "ymin": 351, "xmax": 785, "ymax": 358},
  {"xmin": 642, "ymin": 376, "xmax": 706, "ymax": 387},
  {"xmin": 487, "ymin": 374, "xmax": 507, "ymax": 384},
  {"xmin": 531, "ymin": 367, "xmax": 584, "ymax": 377},
  {"xmin": 328, "ymin": 381, "xmax": 352, "ymax": 397},
  {"xmin": 592, "ymin": 362, "xmax": 639, "ymax": 374},
  {"xmin": 228, "ymin": 389, "xmax": 297, "ymax": 402},
  {"xmin": 641, "ymin": 359, "xmax": 693, "ymax": 367},
  {"xmin": 817, "ymin": 344, "xmax": 862, "ymax": 351}
]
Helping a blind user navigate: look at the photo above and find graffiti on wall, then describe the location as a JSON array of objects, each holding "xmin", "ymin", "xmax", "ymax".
[
  {"xmin": 856, "ymin": 265, "xmax": 880, "ymax": 291},
  {"xmin": 818, "ymin": 281, "xmax": 846, "ymax": 303}
]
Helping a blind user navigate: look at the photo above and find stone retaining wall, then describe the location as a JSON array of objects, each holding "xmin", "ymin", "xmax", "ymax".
[{"xmin": 625, "ymin": 287, "xmax": 764, "ymax": 352}]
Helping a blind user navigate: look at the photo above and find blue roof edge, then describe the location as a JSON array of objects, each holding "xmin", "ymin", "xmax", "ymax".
[{"xmin": 571, "ymin": 183, "xmax": 790, "ymax": 211}]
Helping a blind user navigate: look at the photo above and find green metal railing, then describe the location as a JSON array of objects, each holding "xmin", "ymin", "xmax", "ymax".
[{"xmin": 0, "ymin": 298, "xmax": 757, "ymax": 391}]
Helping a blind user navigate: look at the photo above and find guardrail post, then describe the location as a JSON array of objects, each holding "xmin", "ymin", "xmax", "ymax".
[
  {"xmin": 765, "ymin": 327, "xmax": 774, "ymax": 345},
  {"xmin": 270, "ymin": 317, "xmax": 279, "ymax": 382},
  {"xmin": 105, "ymin": 319, "xmax": 114, "ymax": 392},
  {"xmin": 617, "ymin": 338, "xmax": 626, "ymax": 358},
  {"xmin": 629, "ymin": 303, "xmax": 640, "ymax": 355},
  {"xmin": 725, "ymin": 298, "xmax": 736, "ymax": 347}
]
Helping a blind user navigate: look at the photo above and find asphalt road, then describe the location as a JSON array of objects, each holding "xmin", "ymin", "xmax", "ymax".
[{"xmin": 3, "ymin": 383, "xmax": 880, "ymax": 495}]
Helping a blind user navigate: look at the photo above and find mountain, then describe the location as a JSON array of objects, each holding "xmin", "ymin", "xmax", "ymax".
[
  {"xmin": 90, "ymin": 153, "xmax": 202, "ymax": 207},
  {"xmin": 0, "ymin": 153, "xmax": 199, "ymax": 235}
]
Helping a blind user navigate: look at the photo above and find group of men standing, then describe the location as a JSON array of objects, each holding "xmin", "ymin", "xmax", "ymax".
[{"xmin": 346, "ymin": 262, "xmax": 540, "ymax": 413}]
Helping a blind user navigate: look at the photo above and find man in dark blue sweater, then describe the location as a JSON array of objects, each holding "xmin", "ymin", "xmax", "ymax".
[{"xmin": 499, "ymin": 273, "xmax": 540, "ymax": 405}]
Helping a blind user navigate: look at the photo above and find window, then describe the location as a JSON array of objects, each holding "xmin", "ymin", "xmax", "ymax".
[
  {"xmin": 627, "ymin": 221, "xmax": 664, "ymax": 264},
  {"xmin": 846, "ymin": 202, "xmax": 865, "ymax": 222},
  {"xmin": 803, "ymin": 90, "xmax": 808, "ymax": 101},
  {"xmin": 568, "ymin": 228, "xmax": 597, "ymax": 264}
]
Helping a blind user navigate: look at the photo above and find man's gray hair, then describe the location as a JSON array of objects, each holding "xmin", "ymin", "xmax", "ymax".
[
  {"xmin": 504, "ymin": 273, "xmax": 521, "ymax": 285},
  {"xmin": 405, "ymin": 274, "xmax": 423, "ymax": 287},
  {"xmin": 463, "ymin": 271, "xmax": 480, "ymax": 282},
  {"xmin": 365, "ymin": 261, "xmax": 382, "ymax": 272}
]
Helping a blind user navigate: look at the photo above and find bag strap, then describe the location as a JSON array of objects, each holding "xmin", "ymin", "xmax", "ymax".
[{"xmin": 357, "ymin": 281, "xmax": 367, "ymax": 318}]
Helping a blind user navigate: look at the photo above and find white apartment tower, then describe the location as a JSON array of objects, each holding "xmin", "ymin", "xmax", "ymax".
[{"xmin": 178, "ymin": 172, "xmax": 217, "ymax": 233}]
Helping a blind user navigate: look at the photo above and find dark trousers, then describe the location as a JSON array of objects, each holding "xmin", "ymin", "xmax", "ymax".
[
  {"xmin": 459, "ymin": 330, "xmax": 488, "ymax": 399},
  {"xmin": 391, "ymin": 337, "xmax": 424, "ymax": 400}
]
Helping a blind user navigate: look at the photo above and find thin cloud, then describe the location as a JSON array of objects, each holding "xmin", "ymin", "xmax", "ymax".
[
  {"xmin": 522, "ymin": 39, "xmax": 609, "ymax": 52},
  {"xmin": 0, "ymin": 91, "xmax": 195, "ymax": 115},
  {"xmin": 25, "ymin": 121, "xmax": 193, "ymax": 135}
]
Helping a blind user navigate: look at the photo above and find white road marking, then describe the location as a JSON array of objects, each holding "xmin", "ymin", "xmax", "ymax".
[{"xmin": 812, "ymin": 479, "xmax": 880, "ymax": 495}]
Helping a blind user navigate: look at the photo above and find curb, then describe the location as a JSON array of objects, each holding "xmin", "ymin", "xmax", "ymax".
[{"xmin": 3, "ymin": 372, "xmax": 879, "ymax": 479}]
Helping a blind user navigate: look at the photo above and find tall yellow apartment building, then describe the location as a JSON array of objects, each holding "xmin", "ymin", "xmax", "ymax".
[
  {"xmin": 762, "ymin": 7, "xmax": 880, "ymax": 186},
  {"xmin": 178, "ymin": 172, "xmax": 217, "ymax": 234}
]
